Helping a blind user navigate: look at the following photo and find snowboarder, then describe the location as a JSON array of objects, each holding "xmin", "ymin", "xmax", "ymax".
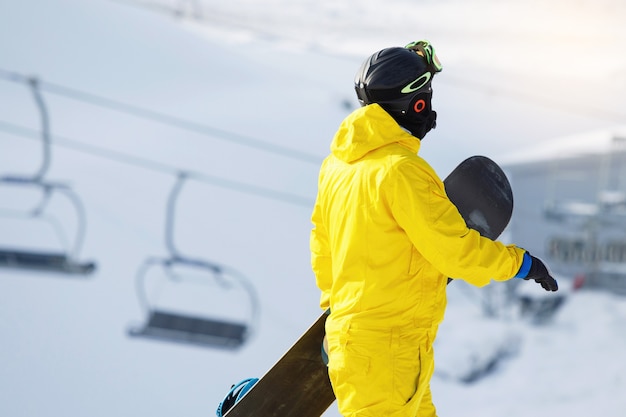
[{"xmin": 310, "ymin": 40, "xmax": 558, "ymax": 417}]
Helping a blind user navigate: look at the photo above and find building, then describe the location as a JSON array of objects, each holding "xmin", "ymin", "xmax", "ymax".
[{"xmin": 501, "ymin": 128, "xmax": 626, "ymax": 294}]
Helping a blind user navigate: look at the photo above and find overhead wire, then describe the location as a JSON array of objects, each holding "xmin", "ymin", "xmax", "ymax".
[
  {"xmin": 0, "ymin": 119, "xmax": 315, "ymax": 208},
  {"xmin": 0, "ymin": 69, "xmax": 324, "ymax": 165}
]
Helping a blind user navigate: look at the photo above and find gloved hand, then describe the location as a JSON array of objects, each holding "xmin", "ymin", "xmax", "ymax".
[{"xmin": 516, "ymin": 253, "xmax": 558, "ymax": 292}]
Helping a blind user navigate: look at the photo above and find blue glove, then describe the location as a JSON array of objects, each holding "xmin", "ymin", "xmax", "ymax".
[{"xmin": 515, "ymin": 252, "xmax": 558, "ymax": 292}]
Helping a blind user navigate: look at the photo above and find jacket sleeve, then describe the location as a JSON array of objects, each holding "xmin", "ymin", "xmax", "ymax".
[
  {"xmin": 390, "ymin": 160, "xmax": 525, "ymax": 287},
  {"xmin": 310, "ymin": 198, "xmax": 332, "ymax": 310}
]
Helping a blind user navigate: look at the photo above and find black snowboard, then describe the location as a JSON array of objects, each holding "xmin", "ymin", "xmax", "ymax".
[
  {"xmin": 220, "ymin": 155, "xmax": 513, "ymax": 417},
  {"xmin": 444, "ymin": 155, "xmax": 513, "ymax": 241},
  {"xmin": 444, "ymin": 155, "xmax": 513, "ymax": 284}
]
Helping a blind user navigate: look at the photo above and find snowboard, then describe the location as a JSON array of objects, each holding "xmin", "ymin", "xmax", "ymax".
[
  {"xmin": 219, "ymin": 155, "xmax": 513, "ymax": 417},
  {"xmin": 222, "ymin": 311, "xmax": 333, "ymax": 417},
  {"xmin": 443, "ymin": 155, "xmax": 514, "ymax": 284},
  {"xmin": 444, "ymin": 155, "xmax": 513, "ymax": 242}
]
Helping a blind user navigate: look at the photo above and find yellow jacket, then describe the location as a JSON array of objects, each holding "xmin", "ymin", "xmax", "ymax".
[{"xmin": 310, "ymin": 104, "xmax": 525, "ymax": 331}]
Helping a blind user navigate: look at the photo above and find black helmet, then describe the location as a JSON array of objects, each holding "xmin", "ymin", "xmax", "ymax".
[{"xmin": 354, "ymin": 40, "xmax": 442, "ymax": 138}]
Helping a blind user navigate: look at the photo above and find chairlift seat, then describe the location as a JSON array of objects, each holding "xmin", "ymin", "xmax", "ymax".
[
  {"xmin": 129, "ymin": 309, "xmax": 248, "ymax": 349},
  {"xmin": 0, "ymin": 80, "xmax": 96, "ymax": 277},
  {"xmin": 0, "ymin": 247, "xmax": 96, "ymax": 275},
  {"xmin": 127, "ymin": 174, "xmax": 258, "ymax": 351}
]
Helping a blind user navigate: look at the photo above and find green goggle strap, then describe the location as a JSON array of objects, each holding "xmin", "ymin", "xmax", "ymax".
[{"xmin": 405, "ymin": 40, "xmax": 443, "ymax": 73}]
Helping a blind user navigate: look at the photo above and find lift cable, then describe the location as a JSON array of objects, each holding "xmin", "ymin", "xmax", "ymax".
[
  {"xmin": 0, "ymin": 119, "xmax": 315, "ymax": 208},
  {"xmin": 0, "ymin": 69, "xmax": 324, "ymax": 165}
]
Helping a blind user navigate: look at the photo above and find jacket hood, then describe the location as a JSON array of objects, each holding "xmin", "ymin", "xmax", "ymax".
[{"xmin": 330, "ymin": 104, "xmax": 421, "ymax": 163}]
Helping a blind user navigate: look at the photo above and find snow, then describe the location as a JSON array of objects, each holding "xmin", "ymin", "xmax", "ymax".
[
  {"xmin": 437, "ymin": 287, "xmax": 626, "ymax": 417},
  {"xmin": 1, "ymin": 1, "xmax": 626, "ymax": 416}
]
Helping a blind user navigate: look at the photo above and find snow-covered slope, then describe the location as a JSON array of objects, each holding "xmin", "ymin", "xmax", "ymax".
[{"xmin": 1, "ymin": 1, "xmax": 625, "ymax": 416}]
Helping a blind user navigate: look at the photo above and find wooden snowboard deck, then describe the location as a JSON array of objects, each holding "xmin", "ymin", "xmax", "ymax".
[{"xmin": 224, "ymin": 312, "xmax": 335, "ymax": 417}]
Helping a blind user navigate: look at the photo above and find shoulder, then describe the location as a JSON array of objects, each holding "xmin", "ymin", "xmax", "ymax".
[{"xmin": 391, "ymin": 150, "xmax": 442, "ymax": 188}]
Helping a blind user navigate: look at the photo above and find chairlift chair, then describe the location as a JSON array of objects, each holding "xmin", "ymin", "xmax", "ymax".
[
  {"xmin": 0, "ymin": 178, "xmax": 96, "ymax": 275},
  {"xmin": 127, "ymin": 173, "xmax": 259, "ymax": 350},
  {"xmin": 0, "ymin": 77, "xmax": 96, "ymax": 275}
]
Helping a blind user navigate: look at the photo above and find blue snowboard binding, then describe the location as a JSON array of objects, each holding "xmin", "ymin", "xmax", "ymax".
[{"xmin": 216, "ymin": 378, "xmax": 259, "ymax": 417}]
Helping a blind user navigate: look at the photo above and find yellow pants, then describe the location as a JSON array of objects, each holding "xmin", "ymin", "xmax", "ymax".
[{"xmin": 326, "ymin": 323, "xmax": 437, "ymax": 417}]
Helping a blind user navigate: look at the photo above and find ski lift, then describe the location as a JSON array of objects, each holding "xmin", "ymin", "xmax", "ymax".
[
  {"xmin": 0, "ymin": 77, "xmax": 96, "ymax": 275},
  {"xmin": 127, "ymin": 173, "xmax": 259, "ymax": 350}
]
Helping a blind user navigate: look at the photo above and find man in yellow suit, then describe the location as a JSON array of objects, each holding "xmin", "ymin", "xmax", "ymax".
[{"xmin": 310, "ymin": 41, "xmax": 558, "ymax": 417}]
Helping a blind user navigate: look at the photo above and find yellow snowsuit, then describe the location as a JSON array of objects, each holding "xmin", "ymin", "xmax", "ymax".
[{"xmin": 310, "ymin": 104, "xmax": 526, "ymax": 417}]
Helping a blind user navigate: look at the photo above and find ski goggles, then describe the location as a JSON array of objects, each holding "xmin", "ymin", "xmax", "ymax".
[{"xmin": 405, "ymin": 40, "xmax": 443, "ymax": 74}]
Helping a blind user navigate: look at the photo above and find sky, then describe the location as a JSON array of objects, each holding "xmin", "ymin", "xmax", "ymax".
[{"xmin": 1, "ymin": 1, "xmax": 626, "ymax": 416}]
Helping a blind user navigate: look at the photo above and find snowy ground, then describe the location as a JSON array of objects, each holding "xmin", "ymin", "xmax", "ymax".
[{"xmin": 1, "ymin": 1, "xmax": 626, "ymax": 416}]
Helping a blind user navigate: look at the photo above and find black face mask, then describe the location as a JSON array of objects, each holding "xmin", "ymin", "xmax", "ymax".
[
  {"xmin": 400, "ymin": 109, "xmax": 437, "ymax": 140},
  {"xmin": 384, "ymin": 91, "xmax": 437, "ymax": 140}
]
